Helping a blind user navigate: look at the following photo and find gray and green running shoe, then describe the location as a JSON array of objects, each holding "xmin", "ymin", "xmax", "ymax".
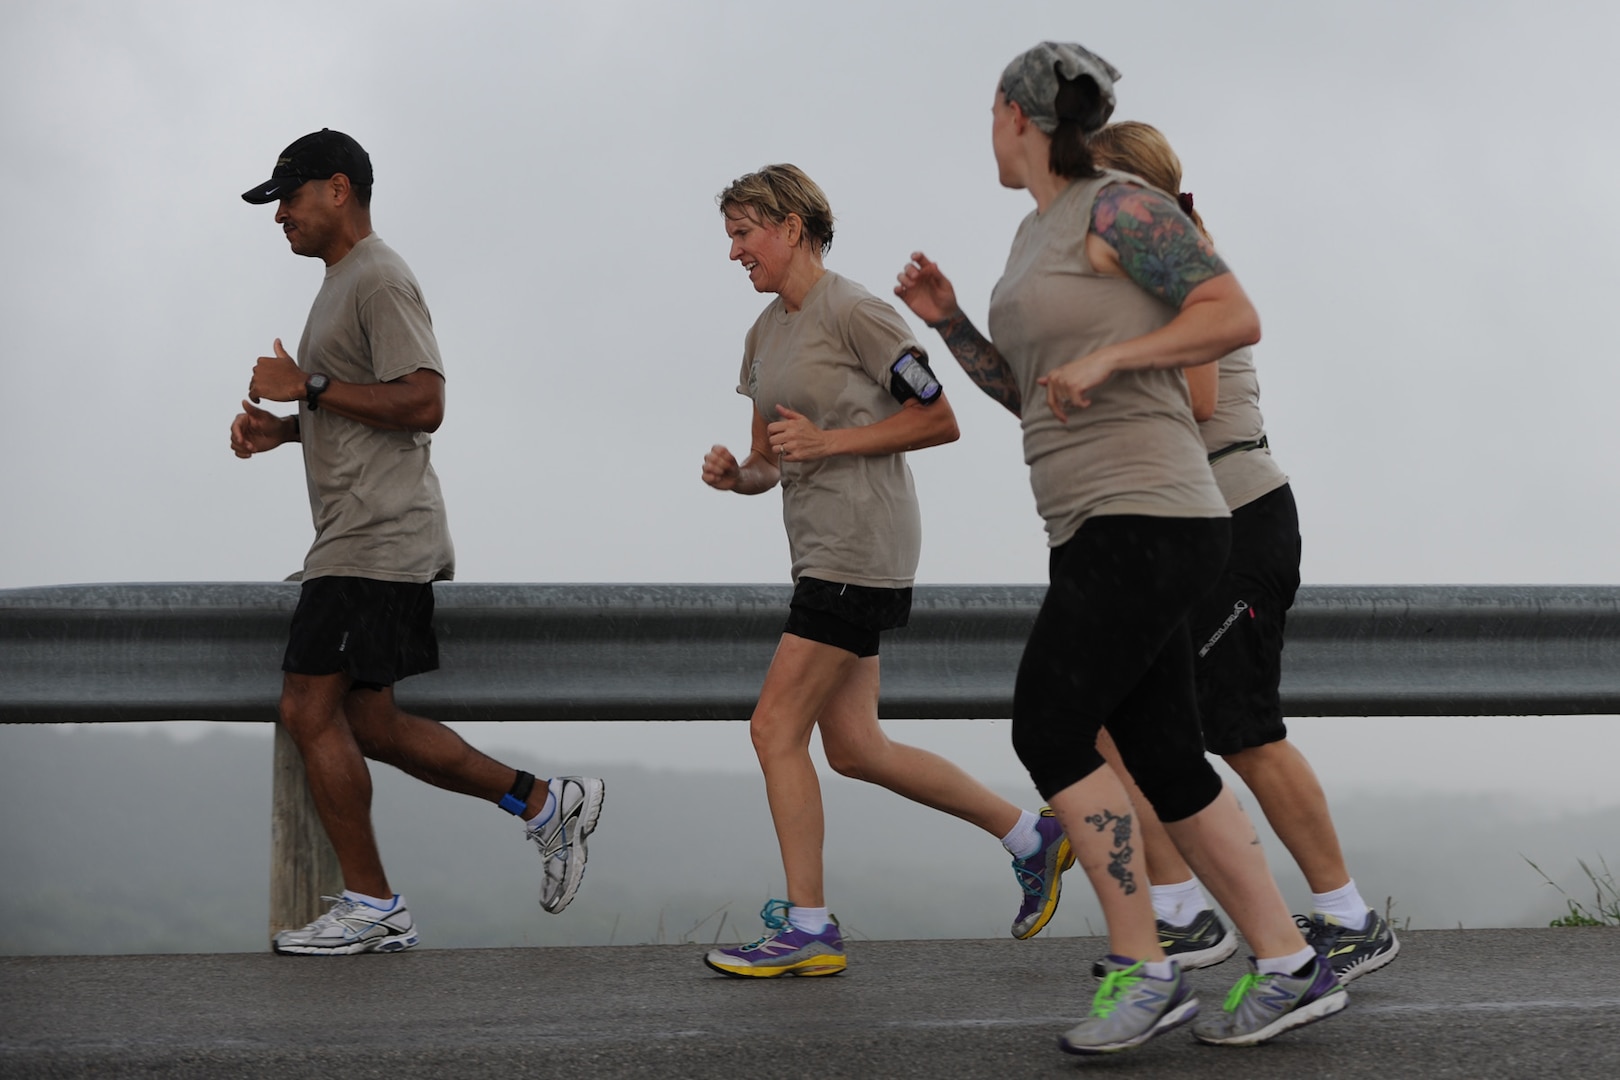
[
  {"xmin": 1299, "ymin": 909, "xmax": 1401, "ymax": 984},
  {"xmin": 1059, "ymin": 957, "xmax": 1199, "ymax": 1055},
  {"xmin": 1192, "ymin": 955, "xmax": 1347, "ymax": 1047}
]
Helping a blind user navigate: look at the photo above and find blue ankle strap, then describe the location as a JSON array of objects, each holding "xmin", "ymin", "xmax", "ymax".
[{"xmin": 500, "ymin": 770, "xmax": 536, "ymax": 816}]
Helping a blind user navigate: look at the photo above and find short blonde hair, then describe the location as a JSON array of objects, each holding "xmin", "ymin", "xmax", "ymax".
[
  {"xmin": 1088, "ymin": 121, "xmax": 1209, "ymax": 240},
  {"xmin": 717, "ymin": 164, "xmax": 835, "ymax": 255}
]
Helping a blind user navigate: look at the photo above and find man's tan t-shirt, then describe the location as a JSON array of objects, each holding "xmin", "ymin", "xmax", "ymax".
[
  {"xmin": 737, "ymin": 271, "xmax": 925, "ymax": 588},
  {"xmin": 295, "ymin": 234, "xmax": 455, "ymax": 583}
]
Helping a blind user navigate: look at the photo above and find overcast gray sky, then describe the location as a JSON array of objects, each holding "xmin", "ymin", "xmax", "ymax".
[{"xmin": 4, "ymin": 1, "xmax": 1617, "ymax": 807}]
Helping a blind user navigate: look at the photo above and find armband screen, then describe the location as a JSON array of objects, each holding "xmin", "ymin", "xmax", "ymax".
[{"xmin": 890, "ymin": 352, "xmax": 942, "ymax": 405}]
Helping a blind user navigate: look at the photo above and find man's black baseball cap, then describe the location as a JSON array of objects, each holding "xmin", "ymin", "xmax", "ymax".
[{"xmin": 241, "ymin": 129, "xmax": 373, "ymax": 205}]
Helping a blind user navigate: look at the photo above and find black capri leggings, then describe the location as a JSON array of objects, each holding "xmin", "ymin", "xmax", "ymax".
[{"xmin": 1012, "ymin": 514, "xmax": 1231, "ymax": 823}]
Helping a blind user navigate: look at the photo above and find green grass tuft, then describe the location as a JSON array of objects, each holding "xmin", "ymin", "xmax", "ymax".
[{"xmin": 1524, "ymin": 854, "xmax": 1620, "ymax": 927}]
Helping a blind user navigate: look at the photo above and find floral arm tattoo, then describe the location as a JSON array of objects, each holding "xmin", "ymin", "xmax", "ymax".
[
  {"xmin": 1084, "ymin": 808, "xmax": 1138, "ymax": 895},
  {"xmin": 929, "ymin": 311, "xmax": 1022, "ymax": 417},
  {"xmin": 1092, "ymin": 182, "xmax": 1230, "ymax": 308}
]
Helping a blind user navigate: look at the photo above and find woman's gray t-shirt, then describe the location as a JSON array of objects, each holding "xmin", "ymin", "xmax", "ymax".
[
  {"xmin": 987, "ymin": 173, "xmax": 1227, "ymax": 548},
  {"xmin": 737, "ymin": 271, "xmax": 925, "ymax": 588},
  {"xmin": 1199, "ymin": 346, "xmax": 1289, "ymax": 510}
]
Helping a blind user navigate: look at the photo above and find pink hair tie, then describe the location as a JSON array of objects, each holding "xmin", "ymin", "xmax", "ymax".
[{"xmin": 1177, "ymin": 191, "xmax": 1195, "ymax": 215}]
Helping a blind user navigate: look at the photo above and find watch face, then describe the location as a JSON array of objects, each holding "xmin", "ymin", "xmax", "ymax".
[{"xmin": 308, "ymin": 374, "xmax": 329, "ymax": 392}]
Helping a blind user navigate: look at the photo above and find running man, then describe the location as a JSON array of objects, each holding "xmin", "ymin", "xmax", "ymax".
[{"xmin": 231, "ymin": 129, "xmax": 603, "ymax": 954}]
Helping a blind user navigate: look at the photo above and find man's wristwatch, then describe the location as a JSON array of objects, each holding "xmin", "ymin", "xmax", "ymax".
[{"xmin": 305, "ymin": 373, "xmax": 330, "ymax": 410}]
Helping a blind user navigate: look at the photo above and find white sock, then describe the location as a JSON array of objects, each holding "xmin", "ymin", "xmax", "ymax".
[
  {"xmin": 526, "ymin": 785, "xmax": 558, "ymax": 831},
  {"xmin": 1140, "ymin": 959, "xmax": 1176, "ymax": 980},
  {"xmin": 1001, "ymin": 809, "xmax": 1042, "ymax": 859},
  {"xmin": 1150, "ymin": 877, "xmax": 1208, "ymax": 926},
  {"xmin": 342, "ymin": 889, "xmax": 397, "ymax": 912},
  {"xmin": 1311, "ymin": 880, "xmax": 1369, "ymax": 928},
  {"xmin": 1256, "ymin": 944, "xmax": 1317, "ymax": 977},
  {"xmin": 788, "ymin": 905, "xmax": 829, "ymax": 933}
]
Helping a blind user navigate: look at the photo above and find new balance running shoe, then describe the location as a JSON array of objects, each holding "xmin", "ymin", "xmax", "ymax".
[
  {"xmin": 1011, "ymin": 806, "xmax": 1075, "ymax": 939},
  {"xmin": 273, "ymin": 894, "xmax": 418, "ymax": 956},
  {"xmin": 1157, "ymin": 908, "xmax": 1239, "ymax": 968},
  {"xmin": 1059, "ymin": 957, "xmax": 1199, "ymax": 1055},
  {"xmin": 704, "ymin": 899, "xmax": 847, "ymax": 978},
  {"xmin": 1090, "ymin": 908, "xmax": 1238, "ymax": 978},
  {"xmin": 1298, "ymin": 909, "xmax": 1401, "ymax": 984},
  {"xmin": 528, "ymin": 776, "xmax": 606, "ymax": 914},
  {"xmin": 1191, "ymin": 955, "xmax": 1347, "ymax": 1046}
]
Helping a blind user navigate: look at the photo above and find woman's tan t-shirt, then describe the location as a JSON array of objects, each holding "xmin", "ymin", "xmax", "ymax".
[
  {"xmin": 1199, "ymin": 346, "xmax": 1289, "ymax": 511},
  {"xmin": 737, "ymin": 271, "xmax": 925, "ymax": 588},
  {"xmin": 987, "ymin": 172, "xmax": 1228, "ymax": 548}
]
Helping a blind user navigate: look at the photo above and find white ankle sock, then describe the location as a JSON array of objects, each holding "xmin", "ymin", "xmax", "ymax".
[
  {"xmin": 526, "ymin": 786, "xmax": 558, "ymax": 830},
  {"xmin": 1149, "ymin": 877, "xmax": 1208, "ymax": 926},
  {"xmin": 1311, "ymin": 880, "xmax": 1369, "ymax": 927},
  {"xmin": 342, "ymin": 889, "xmax": 397, "ymax": 911},
  {"xmin": 1140, "ymin": 959, "xmax": 1175, "ymax": 980},
  {"xmin": 788, "ymin": 905, "xmax": 829, "ymax": 933},
  {"xmin": 1256, "ymin": 944, "xmax": 1317, "ymax": 976},
  {"xmin": 1001, "ymin": 809, "xmax": 1042, "ymax": 859}
]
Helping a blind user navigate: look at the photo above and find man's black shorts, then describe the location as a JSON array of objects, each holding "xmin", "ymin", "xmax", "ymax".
[
  {"xmin": 784, "ymin": 576, "xmax": 912, "ymax": 658},
  {"xmin": 282, "ymin": 575, "xmax": 440, "ymax": 689},
  {"xmin": 1188, "ymin": 484, "xmax": 1301, "ymax": 755}
]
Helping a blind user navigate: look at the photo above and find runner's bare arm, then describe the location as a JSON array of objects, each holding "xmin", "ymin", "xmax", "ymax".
[
  {"xmin": 1040, "ymin": 185, "xmax": 1259, "ymax": 421},
  {"xmin": 767, "ymin": 395, "xmax": 959, "ymax": 461},
  {"xmin": 895, "ymin": 252, "xmax": 1021, "ymax": 417},
  {"xmin": 248, "ymin": 339, "xmax": 445, "ymax": 432},
  {"xmin": 703, "ymin": 408, "xmax": 781, "ymax": 494}
]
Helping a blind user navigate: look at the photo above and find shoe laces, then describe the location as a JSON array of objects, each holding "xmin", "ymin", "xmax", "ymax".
[
  {"xmin": 1011, "ymin": 857, "xmax": 1046, "ymax": 897},
  {"xmin": 528, "ymin": 817, "xmax": 567, "ymax": 862},
  {"xmin": 305, "ymin": 895, "xmax": 357, "ymax": 930},
  {"xmin": 738, "ymin": 898, "xmax": 793, "ymax": 948},
  {"xmin": 1089, "ymin": 961, "xmax": 1145, "ymax": 1018},
  {"xmin": 1295, "ymin": 912, "xmax": 1339, "ymax": 952},
  {"xmin": 1221, "ymin": 971, "xmax": 1264, "ymax": 1012}
]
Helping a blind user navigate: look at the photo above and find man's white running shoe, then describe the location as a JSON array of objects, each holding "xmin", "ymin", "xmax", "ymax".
[
  {"xmin": 273, "ymin": 895, "xmax": 419, "ymax": 956},
  {"xmin": 529, "ymin": 776, "xmax": 606, "ymax": 913}
]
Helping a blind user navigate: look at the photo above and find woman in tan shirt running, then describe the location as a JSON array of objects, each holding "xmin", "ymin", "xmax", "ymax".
[
  {"xmin": 896, "ymin": 43, "xmax": 1346, "ymax": 1055},
  {"xmin": 701, "ymin": 164, "xmax": 1073, "ymax": 979},
  {"xmin": 1086, "ymin": 120, "xmax": 1398, "ymax": 986}
]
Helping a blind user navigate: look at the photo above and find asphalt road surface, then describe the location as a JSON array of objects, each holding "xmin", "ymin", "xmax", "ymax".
[{"xmin": 3, "ymin": 929, "xmax": 1618, "ymax": 1079}]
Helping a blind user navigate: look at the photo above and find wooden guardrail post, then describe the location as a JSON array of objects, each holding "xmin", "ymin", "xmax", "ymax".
[{"xmin": 269, "ymin": 723, "xmax": 342, "ymax": 940}]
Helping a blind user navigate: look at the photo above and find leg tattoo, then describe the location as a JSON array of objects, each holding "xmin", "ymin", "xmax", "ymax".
[{"xmin": 1085, "ymin": 809, "xmax": 1137, "ymax": 895}]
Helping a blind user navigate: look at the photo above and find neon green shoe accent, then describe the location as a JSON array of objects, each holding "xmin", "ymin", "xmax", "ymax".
[
  {"xmin": 1221, "ymin": 971, "xmax": 1261, "ymax": 1012},
  {"xmin": 1089, "ymin": 961, "xmax": 1146, "ymax": 1017}
]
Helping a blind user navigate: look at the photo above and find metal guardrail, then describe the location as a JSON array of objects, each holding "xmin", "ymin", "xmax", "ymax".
[
  {"xmin": 6, "ymin": 581, "xmax": 1617, "ymax": 936},
  {"xmin": 3, "ymin": 583, "xmax": 1619, "ymax": 721}
]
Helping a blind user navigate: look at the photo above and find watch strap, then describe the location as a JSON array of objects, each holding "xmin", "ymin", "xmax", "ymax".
[{"xmin": 305, "ymin": 373, "xmax": 329, "ymax": 410}]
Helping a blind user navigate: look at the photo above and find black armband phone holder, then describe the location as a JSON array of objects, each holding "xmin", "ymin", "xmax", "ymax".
[{"xmin": 890, "ymin": 351, "xmax": 943, "ymax": 405}]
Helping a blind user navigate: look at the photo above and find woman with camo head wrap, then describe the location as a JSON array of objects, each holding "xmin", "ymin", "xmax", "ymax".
[{"xmin": 896, "ymin": 42, "xmax": 1348, "ymax": 1055}]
